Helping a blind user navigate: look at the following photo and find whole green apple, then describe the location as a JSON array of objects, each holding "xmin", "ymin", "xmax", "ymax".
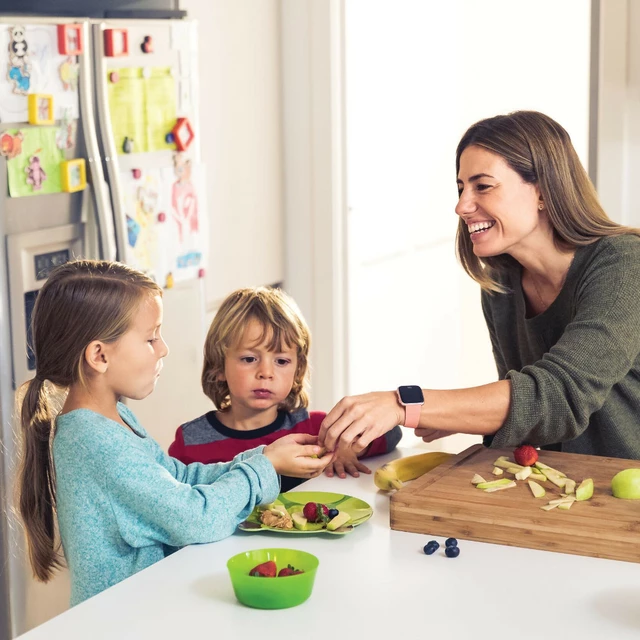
[{"xmin": 611, "ymin": 468, "xmax": 640, "ymax": 499}]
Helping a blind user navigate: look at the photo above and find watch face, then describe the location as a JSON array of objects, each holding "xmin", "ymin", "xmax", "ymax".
[{"xmin": 398, "ymin": 385, "xmax": 424, "ymax": 404}]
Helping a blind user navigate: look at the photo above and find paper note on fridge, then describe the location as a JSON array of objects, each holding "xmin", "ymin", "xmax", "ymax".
[{"xmin": 107, "ymin": 67, "xmax": 177, "ymax": 154}]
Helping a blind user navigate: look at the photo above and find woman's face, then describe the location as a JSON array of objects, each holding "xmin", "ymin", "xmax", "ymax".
[{"xmin": 456, "ymin": 145, "xmax": 548, "ymax": 259}]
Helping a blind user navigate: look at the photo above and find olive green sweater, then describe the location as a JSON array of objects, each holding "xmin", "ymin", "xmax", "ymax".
[{"xmin": 482, "ymin": 234, "xmax": 640, "ymax": 459}]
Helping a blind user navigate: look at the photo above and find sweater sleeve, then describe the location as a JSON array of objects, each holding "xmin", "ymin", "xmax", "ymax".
[
  {"xmin": 95, "ymin": 437, "xmax": 279, "ymax": 549},
  {"xmin": 491, "ymin": 240, "xmax": 640, "ymax": 448},
  {"xmin": 481, "ymin": 290, "xmax": 508, "ymax": 380}
]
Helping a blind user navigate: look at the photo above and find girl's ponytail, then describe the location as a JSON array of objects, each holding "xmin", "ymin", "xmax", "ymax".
[{"xmin": 18, "ymin": 376, "xmax": 62, "ymax": 581}]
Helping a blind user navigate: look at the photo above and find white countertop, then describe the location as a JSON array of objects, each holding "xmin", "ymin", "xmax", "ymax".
[{"xmin": 19, "ymin": 448, "xmax": 640, "ymax": 640}]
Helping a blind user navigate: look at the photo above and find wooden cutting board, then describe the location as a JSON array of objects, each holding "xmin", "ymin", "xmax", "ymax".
[{"xmin": 390, "ymin": 444, "xmax": 640, "ymax": 563}]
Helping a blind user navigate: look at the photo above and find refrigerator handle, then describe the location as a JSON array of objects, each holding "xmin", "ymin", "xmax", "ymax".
[
  {"xmin": 91, "ymin": 22, "xmax": 128, "ymax": 263},
  {"xmin": 79, "ymin": 20, "xmax": 117, "ymax": 261}
]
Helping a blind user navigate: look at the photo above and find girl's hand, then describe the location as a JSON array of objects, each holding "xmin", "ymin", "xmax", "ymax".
[
  {"xmin": 263, "ymin": 433, "xmax": 333, "ymax": 478},
  {"xmin": 318, "ymin": 391, "xmax": 403, "ymax": 454},
  {"xmin": 324, "ymin": 445, "xmax": 371, "ymax": 479}
]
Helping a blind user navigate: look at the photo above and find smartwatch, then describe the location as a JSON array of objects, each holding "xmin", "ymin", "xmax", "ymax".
[{"xmin": 396, "ymin": 385, "xmax": 424, "ymax": 429}]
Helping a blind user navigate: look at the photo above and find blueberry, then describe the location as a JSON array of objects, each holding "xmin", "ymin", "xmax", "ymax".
[
  {"xmin": 423, "ymin": 541, "xmax": 439, "ymax": 555},
  {"xmin": 445, "ymin": 545, "xmax": 460, "ymax": 558},
  {"xmin": 327, "ymin": 508, "xmax": 339, "ymax": 519},
  {"xmin": 445, "ymin": 537, "xmax": 458, "ymax": 548}
]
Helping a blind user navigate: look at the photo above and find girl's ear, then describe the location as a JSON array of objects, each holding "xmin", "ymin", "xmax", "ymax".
[{"xmin": 84, "ymin": 340, "xmax": 108, "ymax": 374}]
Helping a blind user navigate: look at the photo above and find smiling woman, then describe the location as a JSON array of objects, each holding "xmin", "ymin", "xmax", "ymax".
[{"xmin": 318, "ymin": 110, "xmax": 640, "ymax": 464}]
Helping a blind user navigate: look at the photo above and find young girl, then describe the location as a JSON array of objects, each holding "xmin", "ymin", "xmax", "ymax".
[
  {"xmin": 168, "ymin": 286, "xmax": 402, "ymax": 490},
  {"xmin": 17, "ymin": 260, "xmax": 330, "ymax": 606}
]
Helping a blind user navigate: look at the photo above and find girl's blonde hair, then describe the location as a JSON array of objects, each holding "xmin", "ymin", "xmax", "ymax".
[
  {"xmin": 202, "ymin": 287, "xmax": 311, "ymax": 412},
  {"xmin": 17, "ymin": 260, "xmax": 162, "ymax": 582},
  {"xmin": 455, "ymin": 110, "xmax": 640, "ymax": 292}
]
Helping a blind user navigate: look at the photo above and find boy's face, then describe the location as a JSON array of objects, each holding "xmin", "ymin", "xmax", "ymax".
[{"xmin": 221, "ymin": 319, "xmax": 298, "ymax": 421}]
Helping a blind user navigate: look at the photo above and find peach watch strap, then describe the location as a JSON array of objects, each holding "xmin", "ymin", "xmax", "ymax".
[{"xmin": 403, "ymin": 403, "xmax": 421, "ymax": 429}]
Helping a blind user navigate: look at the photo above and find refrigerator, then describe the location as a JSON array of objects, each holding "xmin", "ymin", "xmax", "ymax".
[{"xmin": 0, "ymin": 13, "xmax": 209, "ymax": 638}]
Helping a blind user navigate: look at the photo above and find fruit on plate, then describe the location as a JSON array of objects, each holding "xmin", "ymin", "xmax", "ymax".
[
  {"xmin": 374, "ymin": 451, "xmax": 452, "ymax": 491},
  {"xmin": 611, "ymin": 469, "xmax": 640, "ymax": 499},
  {"xmin": 513, "ymin": 445, "xmax": 538, "ymax": 467},
  {"xmin": 576, "ymin": 478, "xmax": 594, "ymax": 501},
  {"xmin": 250, "ymin": 561, "xmax": 277, "ymax": 577},
  {"xmin": 291, "ymin": 512, "xmax": 308, "ymax": 530},
  {"xmin": 278, "ymin": 564, "xmax": 304, "ymax": 577},
  {"xmin": 326, "ymin": 510, "xmax": 351, "ymax": 531},
  {"xmin": 303, "ymin": 502, "xmax": 329, "ymax": 523}
]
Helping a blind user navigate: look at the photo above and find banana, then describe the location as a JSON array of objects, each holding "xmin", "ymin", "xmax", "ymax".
[{"xmin": 374, "ymin": 451, "xmax": 453, "ymax": 491}]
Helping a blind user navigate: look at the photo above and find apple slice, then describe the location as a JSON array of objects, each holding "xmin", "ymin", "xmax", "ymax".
[
  {"xmin": 534, "ymin": 461, "xmax": 566, "ymax": 477},
  {"xmin": 548, "ymin": 496, "xmax": 576, "ymax": 505},
  {"xmin": 543, "ymin": 469, "xmax": 567, "ymax": 489},
  {"xmin": 527, "ymin": 480, "xmax": 546, "ymax": 498},
  {"xmin": 529, "ymin": 471, "xmax": 547, "ymax": 482},
  {"xmin": 484, "ymin": 481, "xmax": 517, "ymax": 492},
  {"xmin": 540, "ymin": 503, "xmax": 559, "ymax": 511},
  {"xmin": 476, "ymin": 478, "xmax": 515, "ymax": 490},
  {"xmin": 558, "ymin": 501, "xmax": 573, "ymax": 510},
  {"xmin": 493, "ymin": 457, "xmax": 526, "ymax": 472},
  {"xmin": 563, "ymin": 479, "xmax": 576, "ymax": 495},
  {"xmin": 471, "ymin": 474, "xmax": 487, "ymax": 485},
  {"xmin": 576, "ymin": 478, "xmax": 594, "ymax": 501},
  {"xmin": 515, "ymin": 467, "xmax": 532, "ymax": 481},
  {"xmin": 492, "ymin": 467, "xmax": 504, "ymax": 476}
]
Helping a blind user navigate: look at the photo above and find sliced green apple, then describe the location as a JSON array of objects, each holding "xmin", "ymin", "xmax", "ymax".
[
  {"xmin": 471, "ymin": 474, "xmax": 487, "ymax": 485},
  {"xmin": 326, "ymin": 511, "xmax": 351, "ymax": 531},
  {"xmin": 515, "ymin": 467, "xmax": 532, "ymax": 481},
  {"xmin": 527, "ymin": 480, "xmax": 546, "ymax": 498},
  {"xmin": 476, "ymin": 478, "xmax": 515, "ymax": 490},
  {"xmin": 484, "ymin": 481, "xmax": 517, "ymax": 492},
  {"xmin": 492, "ymin": 467, "xmax": 504, "ymax": 476},
  {"xmin": 576, "ymin": 478, "xmax": 594, "ymax": 501}
]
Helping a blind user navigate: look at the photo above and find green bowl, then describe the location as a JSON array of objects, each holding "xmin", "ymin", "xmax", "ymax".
[{"xmin": 227, "ymin": 548, "xmax": 319, "ymax": 609}]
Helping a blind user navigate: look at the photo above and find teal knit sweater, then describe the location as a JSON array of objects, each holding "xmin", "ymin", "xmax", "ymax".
[
  {"xmin": 53, "ymin": 403, "xmax": 280, "ymax": 605},
  {"xmin": 482, "ymin": 235, "xmax": 640, "ymax": 459}
]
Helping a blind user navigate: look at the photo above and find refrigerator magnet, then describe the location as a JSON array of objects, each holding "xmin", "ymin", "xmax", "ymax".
[
  {"xmin": 104, "ymin": 29, "xmax": 129, "ymax": 57},
  {"xmin": 8, "ymin": 25, "xmax": 30, "ymax": 95},
  {"xmin": 171, "ymin": 117, "xmax": 195, "ymax": 151},
  {"xmin": 141, "ymin": 35, "xmax": 153, "ymax": 54},
  {"xmin": 60, "ymin": 159, "xmax": 87, "ymax": 193},
  {"xmin": 27, "ymin": 94, "xmax": 54, "ymax": 125},
  {"xmin": 57, "ymin": 24, "xmax": 83, "ymax": 55}
]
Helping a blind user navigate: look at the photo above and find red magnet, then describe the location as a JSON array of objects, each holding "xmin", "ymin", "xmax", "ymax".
[
  {"xmin": 171, "ymin": 117, "xmax": 195, "ymax": 151},
  {"xmin": 157, "ymin": 212, "xmax": 166, "ymax": 223},
  {"xmin": 132, "ymin": 168, "xmax": 141, "ymax": 179},
  {"xmin": 198, "ymin": 268, "xmax": 206, "ymax": 278},
  {"xmin": 141, "ymin": 35, "xmax": 153, "ymax": 54},
  {"xmin": 109, "ymin": 71, "xmax": 119, "ymax": 83},
  {"xmin": 58, "ymin": 24, "xmax": 83, "ymax": 55},
  {"xmin": 104, "ymin": 28, "xmax": 129, "ymax": 57}
]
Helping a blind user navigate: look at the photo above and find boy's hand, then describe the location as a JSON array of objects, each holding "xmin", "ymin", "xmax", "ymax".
[
  {"xmin": 324, "ymin": 445, "xmax": 372, "ymax": 479},
  {"xmin": 263, "ymin": 433, "xmax": 333, "ymax": 478}
]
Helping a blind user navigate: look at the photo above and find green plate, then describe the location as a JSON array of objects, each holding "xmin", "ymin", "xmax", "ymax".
[{"xmin": 238, "ymin": 491, "xmax": 373, "ymax": 535}]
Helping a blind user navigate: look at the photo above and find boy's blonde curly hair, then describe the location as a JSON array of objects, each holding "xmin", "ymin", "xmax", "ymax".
[{"xmin": 202, "ymin": 287, "xmax": 311, "ymax": 412}]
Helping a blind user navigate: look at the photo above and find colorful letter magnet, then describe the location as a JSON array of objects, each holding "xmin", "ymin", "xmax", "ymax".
[
  {"xmin": 171, "ymin": 117, "xmax": 195, "ymax": 151},
  {"xmin": 60, "ymin": 158, "xmax": 87, "ymax": 192},
  {"xmin": 104, "ymin": 29, "xmax": 129, "ymax": 57},
  {"xmin": 28, "ymin": 94, "xmax": 54, "ymax": 125},
  {"xmin": 57, "ymin": 24, "xmax": 83, "ymax": 55}
]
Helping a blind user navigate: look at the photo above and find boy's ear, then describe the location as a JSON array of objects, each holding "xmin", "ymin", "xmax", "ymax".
[
  {"xmin": 84, "ymin": 340, "xmax": 108, "ymax": 374},
  {"xmin": 216, "ymin": 371, "xmax": 226, "ymax": 382}
]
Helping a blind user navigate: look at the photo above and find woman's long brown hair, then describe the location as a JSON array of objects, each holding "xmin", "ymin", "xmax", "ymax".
[
  {"xmin": 455, "ymin": 111, "xmax": 640, "ymax": 292},
  {"xmin": 17, "ymin": 260, "xmax": 161, "ymax": 581}
]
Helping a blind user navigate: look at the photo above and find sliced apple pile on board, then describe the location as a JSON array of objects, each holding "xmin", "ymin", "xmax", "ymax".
[{"xmin": 470, "ymin": 449, "xmax": 594, "ymax": 511}]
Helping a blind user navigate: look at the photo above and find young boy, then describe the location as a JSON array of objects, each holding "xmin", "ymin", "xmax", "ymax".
[{"xmin": 169, "ymin": 287, "xmax": 402, "ymax": 491}]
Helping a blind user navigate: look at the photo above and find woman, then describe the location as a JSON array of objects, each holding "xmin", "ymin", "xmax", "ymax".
[{"xmin": 319, "ymin": 111, "xmax": 640, "ymax": 460}]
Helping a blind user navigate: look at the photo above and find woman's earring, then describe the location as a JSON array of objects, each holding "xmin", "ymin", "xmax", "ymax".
[{"xmin": 538, "ymin": 203, "xmax": 544, "ymax": 210}]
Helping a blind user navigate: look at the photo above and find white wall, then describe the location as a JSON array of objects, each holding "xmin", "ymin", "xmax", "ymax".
[{"xmin": 345, "ymin": 0, "xmax": 592, "ymax": 452}]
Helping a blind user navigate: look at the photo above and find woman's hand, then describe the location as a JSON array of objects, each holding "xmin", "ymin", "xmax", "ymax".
[
  {"xmin": 414, "ymin": 427, "xmax": 450, "ymax": 443},
  {"xmin": 324, "ymin": 444, "xmax": 372, "ymax": 479},
  {"xmin": 263, "ymin": 433, "xmax": 333, "ymax": 478},
  {"xmin": 318, "ymin": 391, "xmax": 403, "ymax": 454}
]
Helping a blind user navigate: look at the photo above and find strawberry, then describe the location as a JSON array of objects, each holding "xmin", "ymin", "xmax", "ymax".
[
  {"xmin": 513, "ymin": 444, "xmax": 538, "ymax": 467},
  {"xmin": 278, "ymin": 564, "xmax": 304, "ymax": 577},
  {"xmin": 249, "ymin": 560, "xmax": 277, "ymax": 577},
  {"xmin": 302, "ymin": 502, "xmax": 329, "ymax": 523}
]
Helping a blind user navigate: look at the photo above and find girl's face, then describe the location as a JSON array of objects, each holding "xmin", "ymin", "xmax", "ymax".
[
  {"xmin": 456, "ymin": 145, "xmax": 549, "ymax": 259},
  {"xmin": 221, "ymin": 319, "xmax": 298, "ymax": 421},
  {"xmin": 103, "ymin": 295, "xmax": 169, "ymax": 401}
]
